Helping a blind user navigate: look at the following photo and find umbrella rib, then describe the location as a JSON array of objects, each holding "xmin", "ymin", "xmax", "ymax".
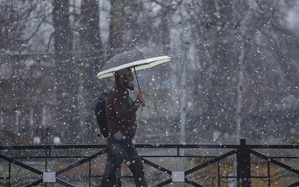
[
  {"xmin": 133, "ymin": 67, "xmax": 141, "ymax": 92},
  {"xmin": 136, "ymin": 48, "xmax": 148, "ymax": 63}
]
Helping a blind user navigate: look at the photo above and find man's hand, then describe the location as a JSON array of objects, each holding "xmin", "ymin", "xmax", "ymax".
[{"xmin": 137, "ymin": 92, "xmax": 145, "ymax": 103}]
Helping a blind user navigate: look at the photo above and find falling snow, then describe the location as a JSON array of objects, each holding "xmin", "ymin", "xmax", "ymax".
[{"xmin": 1, "ymin": 0, "xmax": 299, "ymax": 186}]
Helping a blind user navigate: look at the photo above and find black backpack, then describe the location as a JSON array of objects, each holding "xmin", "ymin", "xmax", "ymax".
[{"xmin": 94, "ymin": 92, "xmax": 109, "ymax": 137}]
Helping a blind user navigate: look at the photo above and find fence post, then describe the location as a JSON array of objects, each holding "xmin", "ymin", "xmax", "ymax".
[
  {"xmin": 116, "ymin": 168, "xmax": 121, "ymax": 187},
  {"xmin": 237, "ymin": 139, "xmax": 251, "ymax": 187},
  {"xmin": 8, "ymin": 162, "xmax": 11, "ymax": 187}
]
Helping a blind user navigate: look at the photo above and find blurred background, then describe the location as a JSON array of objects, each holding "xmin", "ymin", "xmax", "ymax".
[{"xmin": 1, "ymin": 0, "xmax": 299, "ymax": 146}]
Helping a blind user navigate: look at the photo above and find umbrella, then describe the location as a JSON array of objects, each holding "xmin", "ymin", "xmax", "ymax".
[{"xmin": 96, "ymin": 47, "xmax": 171, "ymax": 91}]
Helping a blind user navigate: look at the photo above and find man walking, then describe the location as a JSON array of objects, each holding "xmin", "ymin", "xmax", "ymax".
[{"xmin": 100, "ymin": 68, "xmax": 148, "ymax": 187}]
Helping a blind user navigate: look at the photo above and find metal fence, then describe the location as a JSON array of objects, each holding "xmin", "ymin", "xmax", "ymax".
[{"xmin": 0, "ymin": 139, "xmax": 298, "ymax": 187}]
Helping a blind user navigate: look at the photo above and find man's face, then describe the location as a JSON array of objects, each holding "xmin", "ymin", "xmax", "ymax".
[{"xmin": 123, "ymin": 71, "xmax": 134, "ymax": 90}]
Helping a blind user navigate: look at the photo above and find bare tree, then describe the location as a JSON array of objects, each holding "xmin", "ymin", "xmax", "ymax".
[{"xmin": 0, "ymin": 1, "xmax": 51, "ymax": 52}]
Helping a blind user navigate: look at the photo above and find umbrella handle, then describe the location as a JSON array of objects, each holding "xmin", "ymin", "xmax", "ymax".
[
  {"xmin": 133, "ymin": 67, "xmax": 145, "ymax": 107},
  {"xmin": 133, "ymin": 67, "xmax": 141, "ymax": 92}
]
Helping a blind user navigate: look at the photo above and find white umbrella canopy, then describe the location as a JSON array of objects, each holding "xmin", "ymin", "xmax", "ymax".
[{"xmin": 96, "ymin": 48, "xmax": 171, "ymax": 79}]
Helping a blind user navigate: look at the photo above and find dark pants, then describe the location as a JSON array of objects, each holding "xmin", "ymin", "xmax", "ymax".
[{"xmin": 100, "ymin": 133, "xmax": 148, "ymax": 187}]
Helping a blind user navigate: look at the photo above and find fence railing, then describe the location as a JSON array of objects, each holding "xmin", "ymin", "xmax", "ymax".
[{"xmin": 0, "ymin": 139, "xmax": 298, "ymax": 187}]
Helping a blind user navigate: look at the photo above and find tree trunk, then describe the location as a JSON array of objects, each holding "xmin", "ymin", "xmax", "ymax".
[
  {"xmin": 78, "ymin": 0, "xmax": 102, "ymax": 142},
  {"xmin": 161, "ymin": 1, "xmax": 171, "ymax": 53},
  {"xmin": 109, "ymin": 0, "xmax": 125, "ymax": 56},
  {"xmin": 52, "ymin": 0, "xmax": 77, "ymax": 143}
]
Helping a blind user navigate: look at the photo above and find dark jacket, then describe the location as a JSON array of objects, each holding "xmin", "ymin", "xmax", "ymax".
[{"xmin": 105, "ymin": 83, "xmax": 142, "ymax": 139}]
